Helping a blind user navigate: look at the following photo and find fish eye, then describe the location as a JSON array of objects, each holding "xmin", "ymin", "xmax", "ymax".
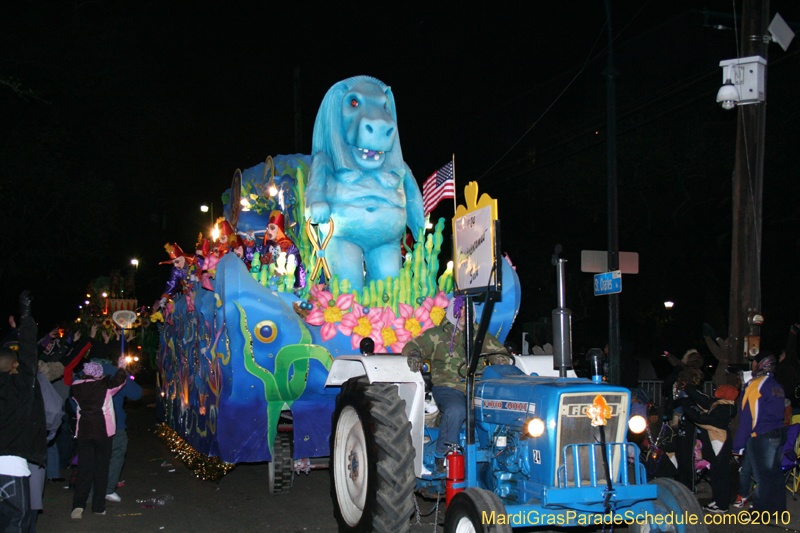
[
  {"xmin": 350, "ymin": 99, "xmax": 358, "ymax": 107},
  {"xmin": 254, "ymin": 320, "xmax": 278, "ymax": 343}
]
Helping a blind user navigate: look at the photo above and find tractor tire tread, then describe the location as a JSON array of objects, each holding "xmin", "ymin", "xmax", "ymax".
[{"xmin": 332, "ymin": 378, "xmax": 415, "ymax": 533}]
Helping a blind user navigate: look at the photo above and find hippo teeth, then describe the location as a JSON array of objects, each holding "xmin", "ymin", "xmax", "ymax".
[{"xmin": 358, "ymin": 147, "xmax": 384, "ymax": 159}]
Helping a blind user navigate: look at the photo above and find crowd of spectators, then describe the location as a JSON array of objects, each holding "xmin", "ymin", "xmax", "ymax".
[{"xmin": 0, "ymin": 290, "xmax": 142, "ymax": 530}]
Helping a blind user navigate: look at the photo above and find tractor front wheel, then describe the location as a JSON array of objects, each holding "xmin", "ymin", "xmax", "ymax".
[
  {"xmin": 444, "ymin": 487, "xmax": 512, "ymax": 533},
  {"xmin": 630, "ymin": 478, "xmax": 707, "ymax": 533},
  {"xmin": 330, "ymin": 377, "xmax": 416, "ymax": 533}
]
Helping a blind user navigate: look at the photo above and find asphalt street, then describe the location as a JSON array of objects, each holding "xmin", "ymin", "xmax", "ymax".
[{"xmin": 35, "ymin": 387, "xmax": 800, "ymax": 533}]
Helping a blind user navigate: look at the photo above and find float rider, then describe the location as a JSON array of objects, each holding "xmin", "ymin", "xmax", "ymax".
[{"xmin": 153, "ymin": 243, "xmax": 196, "ymax": 311}]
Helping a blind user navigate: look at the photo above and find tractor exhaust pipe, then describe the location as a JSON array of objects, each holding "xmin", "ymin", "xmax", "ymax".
[
  {"xmin": 552, "ymin": 257, "xmax": 573, "ymax": 377},
  {"xmin": 587, "ymin": 347, "xmax": 605, "ymax": 383}
]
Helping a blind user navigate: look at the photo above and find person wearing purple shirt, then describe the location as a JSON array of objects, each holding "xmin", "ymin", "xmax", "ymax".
[{"xmin": 733, "ymin": 350, "xmax": 786, "ymax": 513}]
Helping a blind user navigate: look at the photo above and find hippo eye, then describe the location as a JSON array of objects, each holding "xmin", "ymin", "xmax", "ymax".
[
  {"xmin": 350, "ymin": 99, "xmax": 358, "ymax": 107},
  {"xmin": 254, "ymin": 320, "xmax": 278, "ymax": 343}
]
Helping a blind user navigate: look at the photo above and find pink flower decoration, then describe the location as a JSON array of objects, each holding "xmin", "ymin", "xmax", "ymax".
[
  {"xmin": 338, "ymin": 304, "xmax": 385, "ymax": 350},
  {"xmin": 421, "ymin": 292, "xmax": 450, "ymax": 326},
  {"xmin": 393, "ymin": 303, "xmax": 434, "ymax": 343},
  {"xmin": 375, "ymin": 307, "xmax": 405, "ymax": 353},
  {"xmin": 304, "ymin": 289, "xmax": 354, "ymax": 341},
  {"xmin": 308, "ymin": 284, "xmax": 326, "ymax": 302}
]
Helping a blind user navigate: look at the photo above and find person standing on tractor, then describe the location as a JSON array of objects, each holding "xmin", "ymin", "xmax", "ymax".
[{"xmin": 402, "ymin": 295, "xmax": 510, "ymax": 473}]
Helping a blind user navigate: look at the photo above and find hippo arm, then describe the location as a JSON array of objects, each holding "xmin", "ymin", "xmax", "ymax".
[
  {"xmin": 403, "ymin": 163, "xmax": 425, "ymax": 237},
  {"xmin": 305, "ymin": 151, "xmax": 332, "ymax": 223}
]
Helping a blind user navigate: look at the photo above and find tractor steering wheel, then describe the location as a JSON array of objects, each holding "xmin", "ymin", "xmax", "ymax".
[{"xmin": 457, "ymin": 351, "xmax": 516, "ymax": 379}]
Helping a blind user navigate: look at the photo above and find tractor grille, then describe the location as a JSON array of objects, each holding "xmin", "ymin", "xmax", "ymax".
[{"xmin": 554, "ymin": 392, "xmax": 628, "ymax": 487}]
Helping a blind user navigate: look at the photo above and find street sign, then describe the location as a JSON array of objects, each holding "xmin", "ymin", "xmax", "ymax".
[
  {"xmin": 594, "ymin": 270, "xmax": 621, "ymax": 296},
  {"xmin": 581, "ymin": 250, "xmax": 639, "ymax": 274}
]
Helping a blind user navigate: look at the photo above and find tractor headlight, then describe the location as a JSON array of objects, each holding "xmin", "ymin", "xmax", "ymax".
[
  {"xmin": 524, "ymin": 418, "xmax": 545, "ymax": 438},
  {"xmin": 628, "ymin": 415, "xmax": 647, "ymax": 434}
]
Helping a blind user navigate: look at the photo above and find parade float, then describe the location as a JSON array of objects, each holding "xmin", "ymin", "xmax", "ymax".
[{"xmin": 154, "ymin": 75, "xmax": 522, "ymax": 484}]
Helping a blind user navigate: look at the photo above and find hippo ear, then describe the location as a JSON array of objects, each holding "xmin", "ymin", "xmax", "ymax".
[{"xmin": 384, "ymin": 85, "xmax": 398, "ymax": 123}]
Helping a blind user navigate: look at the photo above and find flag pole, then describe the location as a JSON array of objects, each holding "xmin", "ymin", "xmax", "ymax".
[{"xmin": 451, "ymin": 154, "xmax": 457, "ymax": 214}]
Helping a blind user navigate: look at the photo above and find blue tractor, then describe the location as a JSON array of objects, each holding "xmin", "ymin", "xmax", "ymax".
[{"xmin": 325, "ymin": 259, "xmax": 705, "ymax": 533}]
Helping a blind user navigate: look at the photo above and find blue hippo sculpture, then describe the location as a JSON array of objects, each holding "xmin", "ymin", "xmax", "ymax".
[{"xmin": 305, "ymin": 75, "xmax": 425, "ymax": 290}]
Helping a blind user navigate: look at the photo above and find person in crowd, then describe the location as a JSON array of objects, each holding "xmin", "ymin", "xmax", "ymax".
[
  {"xmin": 40, "ymin": 360, "xmax": 68, "ymax": 482},
  {"xmin": 641, "ymin": 404, "xmax": 678, "ymax": 480},
  {"xmin": 662, "ymin": 349, "xmax": 706, "ymax": 421},
  {"xmin": 402, "ymin": 296, "xmax": 509, "ymax": 473},
  {"xmin": 89, "ymin": 356, "xmax": 141, "ymax": 503},
  {"xmin": 679, "ymin": 382, "xmax": 738, "ymax": 513},
  {"xmin": 0, "ymin": 291, "xmax": 47, "ymax": 531},
  {"xmin": 671, "ymin": 363, "xmax": 705, "ymax": 490},
  {"xmin": 28, "ymin": 359, "xmax": 65, "ymax": 528},
  {"xmin": 69, "ymin": 360, "xmax": 128, "ymax": 518},
  {"xmin": 733, "ymin": 349, "xmax": 786, "ymax": 514},
  {"xmin": 61, "ymin": 324, "xmax": 94, "ymax": 387}
]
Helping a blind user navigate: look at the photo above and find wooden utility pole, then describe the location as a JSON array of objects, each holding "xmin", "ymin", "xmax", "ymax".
[{"xmin": 728, "ymin": 0, "xmax": 769, "ymax": 364}]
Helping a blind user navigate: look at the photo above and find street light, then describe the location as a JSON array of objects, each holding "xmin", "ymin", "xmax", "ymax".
[
  {"xmin": 131, "ymin": 258, "xmax": 139, "ymax": 268},
  {"xmin": 201, "ymin": 204, "xmax": 214, "ymax": 225},
  {"xmin": 664, "ymin": 301, "xmax": 674, "ymax": 309}
]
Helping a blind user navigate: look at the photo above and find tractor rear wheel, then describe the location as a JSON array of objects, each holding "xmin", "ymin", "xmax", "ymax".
[
  {"xmin": 330, "ymin": 377, "xmax": 416, "ymax": 533},
  {"xmin": 444, "ymin": 487, "xmax": 512, "ymax": 533},
  {"xmin": 267, "ymin": 432, "xmax": 293, "ymax": 494}
]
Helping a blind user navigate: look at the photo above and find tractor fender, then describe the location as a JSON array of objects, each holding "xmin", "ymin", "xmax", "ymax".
[{"xmin": 326, "ymin": 355, "xmax": 426, "ymax": 477}]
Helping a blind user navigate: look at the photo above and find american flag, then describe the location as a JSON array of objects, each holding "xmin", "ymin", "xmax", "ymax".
[{"xmin": 422, "ymin": 161, "xmax": 454, "ymax": 215}]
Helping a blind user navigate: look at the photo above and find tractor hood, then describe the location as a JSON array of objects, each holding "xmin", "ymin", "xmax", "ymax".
[{"xmin": 473, "ymin": 365, "xmax": 629, "ymax": 430}]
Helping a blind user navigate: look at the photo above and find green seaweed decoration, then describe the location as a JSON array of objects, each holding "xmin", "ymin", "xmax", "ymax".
[
  {"xmin": 427, "ymin": 218, "xmax": 445, "ymax": 295},
  {"xmin": 287, "ymin": 162, "xmax": 313, "ymax": 269},
  {"xmin": 304, "ymin": 218, "xmax": 448, "ymax": 313},
  {"xmin": 234, "ymin": 302, "xmax": 333, "ymax": 456}
]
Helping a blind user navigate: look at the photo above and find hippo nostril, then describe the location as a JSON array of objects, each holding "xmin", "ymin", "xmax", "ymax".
[
  {"xmin": 386, "ymin": 128, "xmax": 394, "ymax": 137},
  {"xmin": 365, "ymin": 125, "xmax": 373, "ymax": 134}
]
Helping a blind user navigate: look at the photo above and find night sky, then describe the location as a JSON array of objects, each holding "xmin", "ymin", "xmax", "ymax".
[{"xmin": 2, "ymin": 1, "xmax": 798, "ymax": 359}]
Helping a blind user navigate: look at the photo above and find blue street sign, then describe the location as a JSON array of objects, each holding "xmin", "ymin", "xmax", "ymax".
[{"xmin": 594, "ymin": 270, "xmax": 621, "ymax": 296}]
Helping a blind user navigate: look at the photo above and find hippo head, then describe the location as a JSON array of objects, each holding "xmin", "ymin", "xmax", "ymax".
[
  {"xmin": 341, "ymin": 80, "xmax": 396, "ymax": 170},
  {"xmin": 312, "ymin": 75, "xmax": 405, "ymax": 174}
]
